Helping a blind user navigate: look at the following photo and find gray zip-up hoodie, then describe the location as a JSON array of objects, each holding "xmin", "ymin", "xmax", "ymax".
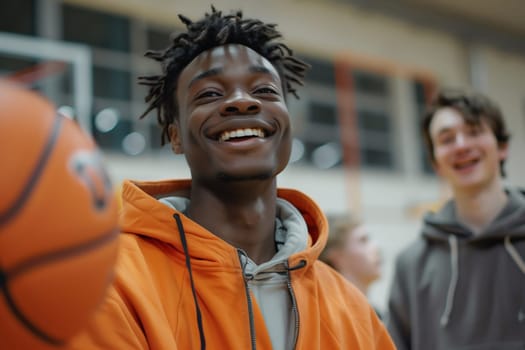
[{"xmin": 387, "ymin": 188, "xmax": 525, "ymax": 350}]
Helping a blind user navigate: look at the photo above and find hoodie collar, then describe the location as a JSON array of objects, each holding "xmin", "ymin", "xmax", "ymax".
[
  {"xmin": 119, "ymin": 179, "xmax": 328, "ymax": 268},
  {"xmin": 423, "ymin": 187, "xmax": 525, "ymax": 242}
]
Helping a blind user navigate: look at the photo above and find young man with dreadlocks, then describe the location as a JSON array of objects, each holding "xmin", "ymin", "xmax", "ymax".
[
  {"xmin": 67, "ymin": 7, "xmax": 394, "ymax": 350},
  {"xmin": 386, "ymin": 90, "xmax": 525, "ymax": 350}
]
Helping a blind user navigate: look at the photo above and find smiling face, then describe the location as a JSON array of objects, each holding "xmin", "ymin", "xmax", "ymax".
[
  {"xmin": 170, "ymin": 44, "xmax": 291, "ymax": 184},
  {"xmin": 429, "ymin": 107, "xmax": 508, "ymax": 193}
]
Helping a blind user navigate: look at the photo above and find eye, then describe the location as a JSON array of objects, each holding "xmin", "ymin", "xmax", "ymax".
[
  {"xmin": 254, "ymin": 86, "xmax": 279, "ymax": 95},
  {"xmin": 195, "ymin": 89, "xmax": 222, "ymax": 100},
  {"xmin": 437, "ymin": 133, "xmax": 454, "ymax": 145},
  {"xmin": 466, "ymin": 124, "xmax": 482, "ymax": 136},
  {"xmin": 358, "ymin": 235, "xmax": 369, "ymax": 244}
]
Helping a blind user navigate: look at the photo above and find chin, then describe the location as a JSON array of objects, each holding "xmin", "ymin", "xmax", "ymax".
[{"xmin": 216, "ymin": 171, "xmax": 273, "ymax": 182}]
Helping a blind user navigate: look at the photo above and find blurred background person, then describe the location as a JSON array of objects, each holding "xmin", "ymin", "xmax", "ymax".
[
  {"xmin": 320, "ymin": 215, "xmax": 382, "ymax": 313},
  {"xmin": 387, "ymin": 89, "xmax": 525, "ymax": 350}
]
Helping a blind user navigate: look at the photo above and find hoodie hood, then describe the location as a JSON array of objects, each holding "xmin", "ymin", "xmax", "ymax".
[
  {"xmin": 119, "ymin": 178, "xmax": 328, "ymax": 269},
  {"xmin": 422, "ymin": 187, "xmax": 525, "ymax": 242}
]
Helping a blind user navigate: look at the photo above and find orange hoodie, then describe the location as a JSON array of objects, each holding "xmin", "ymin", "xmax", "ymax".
[{"xmin": 67, "ymin": 179, "xmax": 395, "ymax": 350}]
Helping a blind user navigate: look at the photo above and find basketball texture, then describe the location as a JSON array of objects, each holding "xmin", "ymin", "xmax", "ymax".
[{"xmin": 0, "ymin": 81, "xmax": 119, "ymax": 349}]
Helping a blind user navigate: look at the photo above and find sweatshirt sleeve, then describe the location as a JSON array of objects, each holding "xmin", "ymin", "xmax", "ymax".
[
  {"xmin": 370, "ymin": 306, "xmax": 397, "ymax": 350},
  {"xmin": 386, "ymin": 253, "xmax": 412, "ymax": 350},
  {"xmin": 64, "ymin": 287, "xmax": 150, "ymax": 350}
]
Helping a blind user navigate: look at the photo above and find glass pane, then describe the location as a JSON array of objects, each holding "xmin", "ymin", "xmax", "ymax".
[
  {"xmin": 62, "ymin": 4, "xmax": 130, "ymax": 51},
  {"xmin": 412, "ymin": 81, "xmax": 434, "ymax": 174},
  {"xmin": 146, "ymin": 27, "xmax": 175, "ymax": 51},
  {"xmin": 93, "ymin": 66, "xmax": 131, "ymax": 100},
  {"xmin": 0, "ymin": 54, "xmax": 37, "ymax": 75},
  {"xmin": 360, "ymin": 148, "xmax": 392, "ymax": 168},
  {"xmin": 414, "ymin": 81, "xmax": 427, "ymax": 105},
  {"xmin": 149, "ymin": 122, "xmax": 164, "ymax": 149},
  {"xmin": 352, "ymin": 70, "xmax": 388, "ymax": 96},
  {"xmin": 0, "ymin": 0, "xmax": 35, "ymax": 35},
  {"xmin": 309, "ymin": 101, "xmax": 338, "ymax": 125},
  {"xmin": 93, "ymin": 118, "xmax": 132, "ymax": 150},
  {"xmin": 300, "ymin": 55, "xmax": 335, "ymax": 86},
  {"xmin": 304, "ymin": 140, "xmax": 343, "ymax": 168},
  {"xmin": 358, "ymin": 109, "xmax": 390, "ymax": 132}
]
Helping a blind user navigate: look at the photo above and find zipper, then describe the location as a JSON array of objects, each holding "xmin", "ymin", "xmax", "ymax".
[
  {"xmin": 285, "ymin": 261, "xmax": 300, "ymax": 350},
  {"xmin": 237, "ymin": 249, "xmax": 257, "ymax": 350}
]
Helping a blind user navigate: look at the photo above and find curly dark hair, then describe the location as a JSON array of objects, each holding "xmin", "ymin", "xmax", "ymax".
[
  {"xmin": 138, "ymin": 6, "xmax": 310, "ymax": 145},
  {"xmin": 422, "ymin": 89, "xmax": 511, "ymax": 176}
]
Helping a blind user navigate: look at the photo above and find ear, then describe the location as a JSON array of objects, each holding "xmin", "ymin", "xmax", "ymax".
[
  {"xmin": 168, "ymin": 123, "xmax": 183, "ymax": 154},
  {"xmin": 498, "ymin": 142, "xmax": 509, "ymax": 161}
]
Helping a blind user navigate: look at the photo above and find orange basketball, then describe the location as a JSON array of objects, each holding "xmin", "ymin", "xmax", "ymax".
[{"xmin": 0, "ymin": 81, "xmax": 119, "ymax": 349}]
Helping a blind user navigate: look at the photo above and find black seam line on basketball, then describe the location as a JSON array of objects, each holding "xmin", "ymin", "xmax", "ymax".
[
  {"xmin": 0, "ymin": 227, "xmax": 118, "ymax": 345},
  {"xmin": 0, "ymin": 227, "xmax": 118, "ymax": 346},
  {"xmin": 1, "ymin": 285, "xmax": 64, "ymax": 345},
  {"xmin": 4, "ymin": 226, "xmax": 119, "ymax": 282},
  {"xmin": 0, "ymin": 113, "xmax": 64, "ymax": 227}
]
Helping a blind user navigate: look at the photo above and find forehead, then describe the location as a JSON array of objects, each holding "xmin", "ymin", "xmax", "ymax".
[
  {"xmin": 429, "ymin": 107, "xmax": 470, "ymax": 136},
  {"xmin": 349, "ymin": 225, "xmax": 367, "ymax": 238},
  {"xmin": 178, "ymin": 44, "xmax": 281, "ymax": 87}
]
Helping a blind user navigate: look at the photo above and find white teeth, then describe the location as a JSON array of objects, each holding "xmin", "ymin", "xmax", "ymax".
[
  {"xmin": 219, "ymin": 128, "xmax": 265, "ymax": 142},
  {"xmin": 455, "ymin": 159, "xmax": 478, "ymax": 169}
]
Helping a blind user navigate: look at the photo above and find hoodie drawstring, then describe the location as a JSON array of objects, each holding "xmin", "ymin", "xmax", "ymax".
[
  {"xmin": 504, "ymin": 236, "xmax": 525, "ymax": 275},
  {"xmin": 173, "ymin": 213, "xmax": 206, "ymax": 350},
  {"xmin": 440, "ymin": 235, "xmax": 458, "ymax": 327}
]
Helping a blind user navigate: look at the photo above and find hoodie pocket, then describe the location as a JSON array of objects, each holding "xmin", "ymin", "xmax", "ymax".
[{"xmin": 451, "ymin": 342, "xmax": 524, "ymax": 350}]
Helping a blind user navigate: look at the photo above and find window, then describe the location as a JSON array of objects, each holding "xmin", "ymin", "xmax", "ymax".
[
  {"xmin": 61, "ymin": 3, "xmax": 140, "ymax": 153},
  {"xmin": 93, "ymin": 66, "xmax": 131, "ymax": 100},
  {"xmin": 94, "ymin": 118, "xmax": 133, "ymax": 150},
  {"xmin": 290, "ymin": 55, "xmax": 341, "ymax": 169},
  {"xmin": 146, "ymin": 27, "xmax": 175, "ymax": 51},
  {"xmin": 0, "ymin": 0, "xmax": 35, "ymax": 35},
  {"xmin": 357, "ymin": 108, "xmax": 393, "ymax": 168},
  {"xmin": 62, "ymin": 5, "xmax": 130, "ymax": 52},
  {"xmin": 0, "ymin": 55, "xmax": 36, "ymax": 76},
  {"xmin": 413, "ymin": 81, "xmax": 434, "ymax": 174},
  {"xmin": 352, "ymin": 70, "xmax": 395, "ymax": 170},
  {"xmin": 303, "ymin": 55, "xmax": 336, "ymax": 86}
]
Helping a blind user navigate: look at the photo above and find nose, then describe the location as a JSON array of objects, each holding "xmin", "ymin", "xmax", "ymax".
[
  {"xmin": 220, "ymin": 90, "xmax": 261, "ymax": 116},
  {"xmin": 454, "ymin": 132, "xmax": 470, "ymax": 150}
]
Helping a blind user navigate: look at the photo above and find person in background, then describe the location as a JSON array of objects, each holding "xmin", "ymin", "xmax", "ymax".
[
  {"xmin": 66, "ymin": 6, "xmax": 394, "ymax": 350},
  {"xmin": 387, "ymin": 89, "xmax": 525, "ymax": 350},
  {"xmin": 320, "ymin": 215, "xmax": 383, "ymax": 315},
  {"xmin": 321, "ymin": 215, "xmax": 382, "ymax": 297}
]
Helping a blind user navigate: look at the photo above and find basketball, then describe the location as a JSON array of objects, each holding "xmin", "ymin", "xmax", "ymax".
[{"xmin": 0, "ymin": 81, "xmax": 119, "ymax": 349}]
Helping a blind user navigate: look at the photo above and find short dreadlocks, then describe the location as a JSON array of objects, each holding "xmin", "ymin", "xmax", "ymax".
[{"xmin": 139, "ymin": 6, "xmax": 310, "ymax": 145}]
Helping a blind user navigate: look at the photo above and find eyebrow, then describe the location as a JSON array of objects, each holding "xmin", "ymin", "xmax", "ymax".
[
  {"xmin": 434, "ymin": 128, "xmax": 455, "ymax": 140},
  {"xmin": 188, "ymin": 67, "xmax": 223, "ymax": 89},
  {"xmin": 249, "ymin": 65, "xmax": 273, "ymax": 75},
  {"xmin": 187, "ymin": 65, "xmax": 278, "ymax": 89}
]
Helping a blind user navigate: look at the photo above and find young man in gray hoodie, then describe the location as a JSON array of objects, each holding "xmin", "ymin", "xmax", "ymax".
[{"xmin": 387, "ymin": 90, "xmax": 525, "ymax": 350}]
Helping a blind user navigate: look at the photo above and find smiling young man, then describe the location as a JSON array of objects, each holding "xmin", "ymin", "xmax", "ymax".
[
  {"xmin": 387, "ymin": 90, "xmax": 525, "ymax": 350},
  {"xmin": 66, "ymin": 7, "xmax": 394, "ymax": 350}
]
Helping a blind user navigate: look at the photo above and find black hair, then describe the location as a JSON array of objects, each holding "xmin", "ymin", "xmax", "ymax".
[
  {"xmin": 139, "ymin": 6, "xmax": 310, "ymax": 145},
  {"xmin": 422, "ymin": 89, "xmax": 511, "ymax": 176}
]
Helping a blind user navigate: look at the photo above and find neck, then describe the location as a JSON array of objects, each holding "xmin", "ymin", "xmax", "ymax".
[
  {"xmin": 187, "ymin": 179, "xmax": 278, "ymax": 264},
  {"xmin": 453, "ymin": 179, "xmax": 508, "ymax": 234},
  {"xmin": 342, "ymin": 273, "xmax": 369, "ymax": 296}
]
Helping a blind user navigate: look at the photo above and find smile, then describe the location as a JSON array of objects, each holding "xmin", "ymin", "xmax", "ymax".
[
  {"xmin": 218, "ymin": 128, "xmax": 266, "ymax": 142},
  {"xmin": 454, "ymin": 158, "xmax": 478, "ymax": 169}
]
